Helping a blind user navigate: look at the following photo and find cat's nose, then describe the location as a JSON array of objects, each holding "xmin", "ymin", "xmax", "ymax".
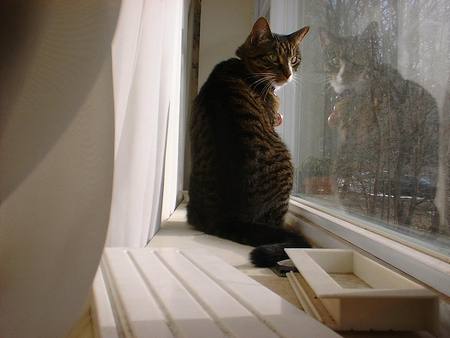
[
  {"xmin": 282, "ymin": 68, "xmax": 292, "ymax": 80},
  {"xmin": 336, "ymin": 62, "xmax": 345, "ymax": 83}
]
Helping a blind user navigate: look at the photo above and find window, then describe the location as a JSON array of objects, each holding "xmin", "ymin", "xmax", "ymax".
[{"xmin": 271, "ymin": 1, "xmax": 450, "ymax": 259}]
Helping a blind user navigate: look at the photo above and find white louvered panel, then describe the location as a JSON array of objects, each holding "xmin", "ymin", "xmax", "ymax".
[
  {"xmin": 156, "ymin": 249, "xmax": 278, "ymax": 338},
  {"xmin": 92, "ymin": 248, "xmax": 342, "ymax": 338},
  {"xmin": 182, "ymin": 251, "xmax": 342, "ymax": 338},
  {"xmin": 92, "ymin": 270, "xmax": 120, "ymax": 338},
  {"xmin": 128, "ymin": 249, "xmax": 226, "ymax": 338},
  {"xmin": 102, "ymin": 249, "xmax": 174, "ymax": 338}
]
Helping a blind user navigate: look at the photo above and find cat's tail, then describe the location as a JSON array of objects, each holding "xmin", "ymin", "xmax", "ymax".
[
  {"xmin": 250, "ymin": 239, "xmax": 310, "ymax": 267},
  {"xmin": 187, "ymin": 207, "xmax": 310, "ymax": 267},
  {"xmin": 243, "ymin": 224, "xmax": 311, "ymax": 267},
  {"xmin": 194, "ymin": 220, "xmax": 311, "ymax": 268}
]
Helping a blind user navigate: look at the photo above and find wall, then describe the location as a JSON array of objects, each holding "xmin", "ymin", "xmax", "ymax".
[
  {"xmin": 198, "ymin": 0, "xmax": 255, "ymax": 89},
  {"xmin": 183, "ymin": 0, "xmax": 254, "ymax": 189}
]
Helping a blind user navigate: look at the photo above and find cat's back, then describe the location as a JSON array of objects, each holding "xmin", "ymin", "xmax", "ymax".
[
  {"xmin": 188, "ymin": 58, "xmax": 259, "ymax": 228},
  {"xmin": 190, "ymin": 57, "xmax": 269, "ymax": 161},
  {"xmin": 189, "ymin": 58, "xmax": 253, "ymax": 199},
  {"xmin": 190, "ymin": 58, "xmax": 250, "ymax": 160},
  {"xmin": 378, "ymin": 64, "xmax": 436, "ymax": 110},
  {"xmin": 195, "ymin": 58, "xmax": 253, "ymax": 107},
  {"xmin": 378, "ymin": 65, "xmax": 439, "ymax": 141},
  {"xmin": 189, "ymin": 57, "xmax": 292, "ymax": 228}
]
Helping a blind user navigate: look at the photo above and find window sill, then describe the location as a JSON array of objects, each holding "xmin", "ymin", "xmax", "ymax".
[
  {"xmin": 145, "ymin": 198, "xmax": 443, "ymax": 337},
  {"xmin": 287, "ymin": 197, "xmax": 450, "ymax": 297}
]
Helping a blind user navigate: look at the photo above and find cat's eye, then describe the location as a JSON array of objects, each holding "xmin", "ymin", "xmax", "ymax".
[
  {"xmin": 291, "ymin": 56, "xmax": 299, "ymax": 64},
  {"xmin": 330, "ymin": 56, "xmax": 339, "ymax": 66},
  {"xmin": 265, "ymin": 54, "xmax": 278, "ymax": 63}
]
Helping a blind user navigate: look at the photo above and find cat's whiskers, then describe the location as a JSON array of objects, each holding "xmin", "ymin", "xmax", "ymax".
[
  {"xmin": 262, "ymin": 78, "xmax": 275, "ymax": 102},
  {"xmin": 249, "ymin": 73, "xmax": 276, "ymax": 91},
  {"xmin": 249, "ymin": 76, "xmax": 272, "ymax": 88},
  {"xmin": 250, "ymin": 80, "xmax": 271, "ymax": 92},
  {"xmin": 245, "ymin": 72, "xmax": 275, "ymax": 77},
  {"xmin": 245, "ymin": 72, "xmax": 274, "ymax": 80},
  {"xmin": 320, "ymin": 75, "xmax": 332, "ymax": 89},
  {"xmin": 292, "ymin": 74, "xmax": 303, "ymax": 86},
  {"xmin": 290, "ymin": 75, "xmax": 306, "ymax": 89}
]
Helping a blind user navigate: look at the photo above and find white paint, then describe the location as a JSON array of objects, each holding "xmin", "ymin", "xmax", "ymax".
[
  {"xmin": 288, "ymin": 197, "xmax": 450, "ymax": 296},
  {"xmin": 93, "ymin": 248, "xmax": 343, "ymax": 338},
  {"xmin": 286, "ymin": 249, "xmax": 438, "ymax": 333},
  {"xmin": 286, "ymin": 249, "xmax": 433, "ymax": 298},
  {"xmin": 92, "ymin": 270, "xmax": 121, "ymax": 338}
]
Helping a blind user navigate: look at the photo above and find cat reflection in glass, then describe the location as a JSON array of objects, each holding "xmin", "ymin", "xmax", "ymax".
[{"xmin": 320, "ymin": 23, "xmax": 440, "ymax": 230}]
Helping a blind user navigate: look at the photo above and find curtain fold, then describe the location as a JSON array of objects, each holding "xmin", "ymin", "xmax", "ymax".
[{"xmin": 107, "ymin": 0, "xmax": 184, "ymax": 247}]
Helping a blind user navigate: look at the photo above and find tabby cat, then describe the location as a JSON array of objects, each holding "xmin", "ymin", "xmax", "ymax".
[
  {"xmin": 188, "ymin": 17, "xmax": 310, "ymax": 267},
  {"xmin": 320, "ymin": 23, "xmax": 440, "ymax": 228}
]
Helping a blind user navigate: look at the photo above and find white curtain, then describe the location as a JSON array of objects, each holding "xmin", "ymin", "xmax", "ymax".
[
  {"xmin": 0, "ymin": 1, "xmax": 119, "ymax": 337},
  {"xmin": 0, "ymin": 1, "xmax": 186, "ymax": 336},
  {"xmin": 107, "ymin": 0, "xmax": 185, "ymax": 247}
]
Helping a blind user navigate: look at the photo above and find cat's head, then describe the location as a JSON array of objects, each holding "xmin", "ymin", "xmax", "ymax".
[
  {"xmin": 236, "ymin": 17, "xmax": 309, "ymax": 88},
  {"xmin": 319, "ymin": 22, "xmax": 379, "ymax": 94}
]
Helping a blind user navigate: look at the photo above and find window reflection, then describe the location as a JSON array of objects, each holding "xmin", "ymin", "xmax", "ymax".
[{"xmin": 281, "ymin": 0, "xmax": 450, "ymax": 255}]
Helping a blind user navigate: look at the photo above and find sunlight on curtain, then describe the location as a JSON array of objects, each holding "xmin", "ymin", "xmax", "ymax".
[{"xmin": 107, "ymin": 0, "xmax": 184, "ymax": 247}]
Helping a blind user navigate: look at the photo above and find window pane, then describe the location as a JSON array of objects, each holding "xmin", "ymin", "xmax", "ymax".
[{"xmin": 274, "ymin": 1, "xmax": 450, "ymax": 257}]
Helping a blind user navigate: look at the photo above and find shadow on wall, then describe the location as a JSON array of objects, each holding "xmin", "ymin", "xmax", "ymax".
[{"xmin": 0, "ymin": 0, "xmax": 120, "ymax": 202}]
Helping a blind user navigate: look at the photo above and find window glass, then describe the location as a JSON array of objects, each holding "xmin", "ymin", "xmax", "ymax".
[{"xmin": 273, "ymin": 1, "xmax": 450, "ymax": 257}]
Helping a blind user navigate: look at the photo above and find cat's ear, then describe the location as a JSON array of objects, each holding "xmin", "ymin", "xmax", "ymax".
[
  {"xmin": 288, "ymin": 26, "xmax": 310, "ymax": 45},
  {"xmin": 319, "ymin": 28, "xmax": 335, "ymax": 47},
  {"xmin": 250, "ymin": 17, "xmax": 273, "ymax": 44}
]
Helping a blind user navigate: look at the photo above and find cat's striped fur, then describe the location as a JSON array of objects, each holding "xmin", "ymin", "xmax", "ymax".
[{"xmin": 188, "ymin": 18, "xmax": 310, "ymax": 267}]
